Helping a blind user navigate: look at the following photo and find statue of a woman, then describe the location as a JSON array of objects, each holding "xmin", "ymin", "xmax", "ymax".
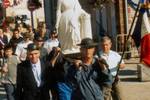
[{"xmin": 55, "ymin": 0, "xmax": 92, "ymax": 54}]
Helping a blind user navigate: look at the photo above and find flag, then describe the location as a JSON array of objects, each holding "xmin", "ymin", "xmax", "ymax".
[
  {"xmin": 127, "ymin": 0, "xmax": 138, "ymax": 10},
  {"xmin": 140, "ymin": 0, "xmax": 145, "ymax": 3},
  {"xmin": 132, "ymin": 8, "xmax": 145, "ymax": 47},
  {"xmin": 132, "ymin": 6, "xmax": 150, "ymax": 47},
  {"xmin": 140, "ymin": 0, "xmax": 149, "ymax": 3},
  {"xmin": 140, "ymin": 34, "xmax": 150, "ymax": 67}
]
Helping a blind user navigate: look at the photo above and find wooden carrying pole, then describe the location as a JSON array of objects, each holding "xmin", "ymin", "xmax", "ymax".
[{"xmin": 113, "ymin": 1, "xmax": 141, "ymax": 84}]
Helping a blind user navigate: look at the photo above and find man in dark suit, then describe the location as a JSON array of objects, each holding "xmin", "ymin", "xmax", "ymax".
[{"xmin": 15, "ymin": 43, "xmax": 50, "ymax": 100}]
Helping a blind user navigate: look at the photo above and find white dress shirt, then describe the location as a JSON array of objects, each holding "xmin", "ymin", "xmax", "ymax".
[
  {"xmin": 31, "ymin": 59, "xmax": 41, "ymax": 87},
  {"xmin": 98, "ymin": 50, "xmax": 124, "ymax": 76},
  {"xmin": 15, "ymin": 40, "xmax": 33, "ymax": 61},
  {"xmin": 43, "ymin": 38, "xmax": 59, "ymax": 53}
]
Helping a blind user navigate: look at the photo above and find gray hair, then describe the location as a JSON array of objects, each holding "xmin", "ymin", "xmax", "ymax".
[{"xmin": 101, "ymin": 36, "xmax": 112, "ymax": 43}]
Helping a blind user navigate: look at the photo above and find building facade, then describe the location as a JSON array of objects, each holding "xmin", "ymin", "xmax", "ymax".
[{"xmin": 5, "ymin": 0, "xmax": 45, "ymax": 28}]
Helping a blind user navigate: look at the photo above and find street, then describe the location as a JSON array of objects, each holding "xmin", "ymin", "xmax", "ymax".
[
  {"xmin": 120, "ymin": 82, "xmax": 150, "ymax": 100},
  {"xmin": 119, "ymin": 58, "xmax": 150, "ymax": 100}
]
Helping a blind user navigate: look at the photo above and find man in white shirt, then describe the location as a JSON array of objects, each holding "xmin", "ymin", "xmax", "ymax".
[
  {"xmin": 43, "ymin": 31, "xmax": 59, "ymax": 53},
  {"xmin": 97, "ymin": 36, "xmax": 125, "ymax": 100},
  {"xmin": 15, "ymin": 32, "xmax": 33, "ymax": 61}
]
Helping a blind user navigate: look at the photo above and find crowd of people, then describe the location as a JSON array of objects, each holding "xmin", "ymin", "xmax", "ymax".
[
  {"xmin": 0, "ymin": 20, "xmax": 125, "ymax": 100},
  {"xmin": 0, "ymin": 22, "xmax": 59, "ymax": 100},
  {"xmin": 0, "ymin": 0, "xmax": 125, "ymax": 99}
]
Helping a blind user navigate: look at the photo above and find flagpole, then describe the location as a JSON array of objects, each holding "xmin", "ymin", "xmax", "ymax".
[{"xmin": 113, "ymin": 1, "xmax": 141, "ymax": 84}]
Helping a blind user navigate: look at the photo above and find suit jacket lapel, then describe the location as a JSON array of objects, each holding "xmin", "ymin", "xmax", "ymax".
[
  {"xmin": 40, "ymin": 60, "xmax": 45, "ymax": 81},
  {"xmin": 26, "ymin": 60, "xmax": 38, "ymax": 88}
]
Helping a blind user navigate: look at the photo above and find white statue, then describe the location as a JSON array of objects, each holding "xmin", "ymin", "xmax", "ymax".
[{"xmin": 55, "ymin": 0, "xmax": 92, "ymax": 54}]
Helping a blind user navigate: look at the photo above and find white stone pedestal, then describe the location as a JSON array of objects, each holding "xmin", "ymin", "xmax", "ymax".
[{"xmin": 137, "ymin": 64, "xmax": 150, "ymax": 82}]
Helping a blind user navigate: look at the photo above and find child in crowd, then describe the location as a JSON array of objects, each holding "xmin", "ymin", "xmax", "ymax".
[{"xmin": 2, "ymin": 45, "xmax": 20, "ymax": 100}]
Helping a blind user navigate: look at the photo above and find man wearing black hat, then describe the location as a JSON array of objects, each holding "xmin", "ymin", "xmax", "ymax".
[
  {"xmin": 68, "ymin": 38, "xmax": 112, "ymax": 100},
  {"xmin": 15, "ymin": 43, "xmax": 50, "ymax": 100}
]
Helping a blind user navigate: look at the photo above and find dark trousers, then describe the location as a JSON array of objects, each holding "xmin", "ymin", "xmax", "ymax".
[
  {"xmin": 111, "ymin": 82, "xmax": 122, "ymax": 100},
  {"xmin": 103, "ymin": 82, "xmax": 122, "ymax": 100},
  {"xmin": 3, "ymin": 83, "xmax": 15, "ymax": 100},
  {"xmin": 102, "ymin": 86, "xmax": 112, "ymax": 100}
]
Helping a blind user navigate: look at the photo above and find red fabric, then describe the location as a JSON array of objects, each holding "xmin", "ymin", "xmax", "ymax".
[{"xmin": 140, "ymin": 33, "xmax": 150, "ymax": 67}]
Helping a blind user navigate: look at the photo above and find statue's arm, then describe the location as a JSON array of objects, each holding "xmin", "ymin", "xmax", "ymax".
[
  {"xmin": 75, "ymin": 0, "xmax": 90, "ymax": 17},
  {"xmin": 80, "ymin": 9, "xmax": 90, "ymax": 18}
]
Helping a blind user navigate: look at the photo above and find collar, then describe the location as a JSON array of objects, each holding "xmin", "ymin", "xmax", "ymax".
[
  {"xmin": 99, "ymin": 50, "xmax": 112, "ymax": 56},
  {"xmin": 31, "ymin": 59, "xmax": 41, "ymax": 67},
  {"xmin": 82, "ymin": 58, "xmax": 96, "ymax": 66},
  {"xmin": 49, "ymin": 38, "xmax": 58, "ymax": 41}
]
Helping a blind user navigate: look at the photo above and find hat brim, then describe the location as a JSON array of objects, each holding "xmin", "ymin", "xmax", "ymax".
[
  {"xmin": 77, "ymin": 43, "xmax": 98, "ymax": 48},
  {"xmin": 24, "ymin": 48, "xmax": 39, "ymax": 51},
  {"xmin": 24, "ymin": 36, "xmax": 31, "ymax": 38},
  {"xmin": 36, "ymin": 40, "xmax": 44, "ymax": 42},
  {"xmin": 24, "ymin": 47, "xmax": 39, "ymax": 51}
]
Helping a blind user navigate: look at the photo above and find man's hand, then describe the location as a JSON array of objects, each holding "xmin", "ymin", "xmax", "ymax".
[
  {"xmin": 2, "ymin": 63, "xmax": 8, "ymax": 73},
  {"xmin": 50, "ymin": 47, "xmax": 61, "ymax": 66},
  {"xmin": 52, "ymin": 47, "xmax": 61, "ymax": 56},
  {"xmin": 98, "ymin": 58, "xmax": 108, "ymax": 70},
  {"xmin": 119, "ymin": 63, "xmax": 125, "ymax": 69},
  {"xmin": 54, "ymin": 27, "xmax": 58, "ymax": 34},
  {"xmin": 73, "ymin": 60, "xmax": 82, "ymax": 70}
]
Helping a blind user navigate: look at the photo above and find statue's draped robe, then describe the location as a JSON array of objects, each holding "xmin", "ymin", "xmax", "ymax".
[{"xmin": 55, "ymin": 0, "xmax": 92, "ymax": 54}]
